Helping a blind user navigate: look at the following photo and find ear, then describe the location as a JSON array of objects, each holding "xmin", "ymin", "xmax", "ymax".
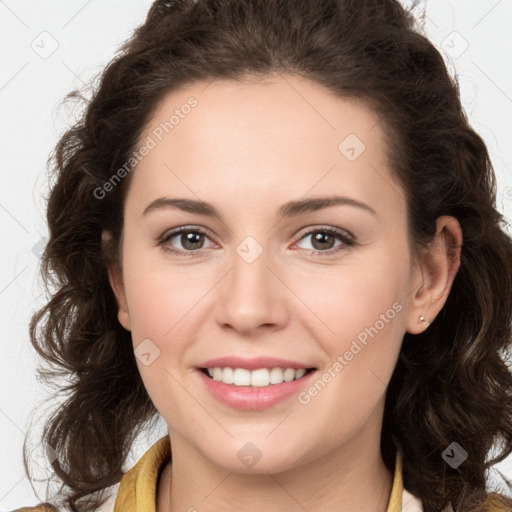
[
  {"xmin": 405, "ymin": 216, "xmax": 462, "ymax": 334},
  {"xmin": 102, "ymin": 230, "xmax": 131, "ymax": 331}
]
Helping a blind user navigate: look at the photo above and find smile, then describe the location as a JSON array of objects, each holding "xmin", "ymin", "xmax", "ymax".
[
  {"xmin": 196, "ymin": 365, "xmax": 318, "ymax": 410},
  {"xmin": 201, "ymin": 366, "xmax": 315, "ymax": 387}
]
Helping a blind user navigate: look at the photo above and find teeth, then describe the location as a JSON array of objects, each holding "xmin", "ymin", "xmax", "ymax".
[
  {"xmin": 205, "ymin": 367, "xmax": 309, "ymax": 387},
  {"xmin": 234, "ymin": 368, "xmax": 251, "ymax": 386}
]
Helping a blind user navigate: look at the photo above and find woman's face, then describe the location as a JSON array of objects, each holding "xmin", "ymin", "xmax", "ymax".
[{"xmin": 109, "ymin": 73, "xmax": 440, "ymax": 473}]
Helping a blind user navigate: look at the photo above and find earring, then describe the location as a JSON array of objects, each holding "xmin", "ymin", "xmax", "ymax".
[{"xmin": 419, "ymin": 315, "xmax": 431, "ymax": 328}]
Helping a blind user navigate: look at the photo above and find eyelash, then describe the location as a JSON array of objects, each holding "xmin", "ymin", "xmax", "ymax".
[{"xmin": 157, "ymin": 225, "xmax": 355, "ymax": 258}]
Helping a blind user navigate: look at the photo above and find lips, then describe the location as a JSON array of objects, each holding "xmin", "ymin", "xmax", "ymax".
[
  {"xmin": 195, "ymin": 356, "xmax": 318, "ymax": 410},
  {"xmin": 197, "ymin": 368, "xmax": 316, "ymax": 410}
]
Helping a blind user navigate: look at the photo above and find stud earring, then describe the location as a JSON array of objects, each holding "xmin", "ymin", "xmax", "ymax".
[{"xmin": 419, "ymin": 315, "xmax": 431, "ymax": 328}]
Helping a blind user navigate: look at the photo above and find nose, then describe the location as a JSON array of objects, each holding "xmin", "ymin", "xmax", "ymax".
[{"xmin": 216, "ymin": 242, "xmax": 289, "ymax": 336}]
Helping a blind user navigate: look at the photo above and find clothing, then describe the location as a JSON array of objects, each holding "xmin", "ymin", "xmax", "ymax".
[{"xmin": 12, "ymin": 435, "xmax": 429, "ymax": 511}]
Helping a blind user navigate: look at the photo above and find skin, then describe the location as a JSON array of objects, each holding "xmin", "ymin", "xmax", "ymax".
[{"xmin": 106, "ymin": 73, "xmax": 462, "ymax": 512}]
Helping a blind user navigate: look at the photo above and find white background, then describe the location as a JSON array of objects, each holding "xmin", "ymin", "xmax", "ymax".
[{"xmin": 1, "ymin": 0, "xmax": 511, "ymax": 508}]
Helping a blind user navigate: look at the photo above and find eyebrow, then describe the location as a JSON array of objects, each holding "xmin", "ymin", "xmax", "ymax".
[{"xmin": 141, "ymin": 195, "xmax": 377, "ymax": 220}]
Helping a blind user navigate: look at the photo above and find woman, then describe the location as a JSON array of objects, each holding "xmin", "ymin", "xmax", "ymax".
[{"xmin": 15, "ymin": 0, "xmax": 512, "ymax": 511}]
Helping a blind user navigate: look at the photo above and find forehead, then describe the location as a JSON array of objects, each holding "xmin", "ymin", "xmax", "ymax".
[
  {"xmin": 126, "ymin": 73, "xmax": 403, "ymax": 220},
  {"xmin": 143, "ymin": 73, "xmax": 384, "ymax": 153}
]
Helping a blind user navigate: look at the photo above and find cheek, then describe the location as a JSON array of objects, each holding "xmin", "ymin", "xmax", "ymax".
[
  {"xmin": 289, "ymin": 248, "xmax": 408, "ymax": 401},
  {"xmin": 120, "ymin": 241, "xmax": 204, "ymax": 418},
  {"xmin": 290, "ymin": 249, "xmax": 409, "ymax": 345},
  {"xmin": 292, "ymin": 263, "xmax": 407, "ymax": 443},
  {"xmin": 121, "ymin": 240, "xmax": 212, "ymax": 342}
]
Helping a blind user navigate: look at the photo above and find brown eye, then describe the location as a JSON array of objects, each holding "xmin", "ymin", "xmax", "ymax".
[
  {"xmin": 176, "ymin": 231, "xmax": 205, "ymax": 250},
  {"xmin": 310, "ymin": 231, "xmax": 337, "ymax": 251},
  {"xmin": 159, "ymin": 226, "xmax": 214, "ymax": 256},
  {"xmin": 294, "ymin": 227, "xmax": 354, "ymax": 255}
]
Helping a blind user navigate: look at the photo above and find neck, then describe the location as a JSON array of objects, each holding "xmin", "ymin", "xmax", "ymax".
[{"xmin": 156, "ymin": 428, "xmax": 394, "ymax": 512}]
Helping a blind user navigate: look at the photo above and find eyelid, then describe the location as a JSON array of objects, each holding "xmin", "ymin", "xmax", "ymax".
[
  {"xmin": 294, "ymin": 225, "xmax": 354, "ymax": 242},
  {"xmin": 158, "ymin": 224, "xmax": 212, "ymax": 239}
]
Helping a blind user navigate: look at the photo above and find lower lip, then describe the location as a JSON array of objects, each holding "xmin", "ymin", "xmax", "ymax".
[{"xmin": 197, "ymin": 369, "xmax": 316, "ymax": 410}]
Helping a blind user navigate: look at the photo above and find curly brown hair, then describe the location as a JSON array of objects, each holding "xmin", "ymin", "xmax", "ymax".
[{"xmin": 23, "ymin": 0, "xmax": 512, "ymax": 511}]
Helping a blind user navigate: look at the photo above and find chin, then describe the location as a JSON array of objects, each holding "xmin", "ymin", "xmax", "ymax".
[{"xmin": 201, "ymin": 439, "xmax": 311, "ymax": 475}]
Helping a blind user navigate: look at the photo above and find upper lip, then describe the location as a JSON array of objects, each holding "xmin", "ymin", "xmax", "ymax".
[{"xmin": 198, "ymin": 356, "xmax": 315, "ymax": 371}]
